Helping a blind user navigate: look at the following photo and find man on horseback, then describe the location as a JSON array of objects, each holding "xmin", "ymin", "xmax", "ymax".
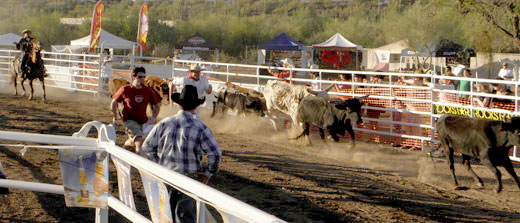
[
  {"xmin": 16, "ymin": 29, "xmax": 34, "ymax": 75},
  {"xmin": 11, "ymin": 29, "xmax": 47, "ymax": 102}
]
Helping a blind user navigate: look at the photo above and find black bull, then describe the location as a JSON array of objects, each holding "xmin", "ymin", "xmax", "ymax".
[
  {"xmin": 436, "ymin": 115, "xmax": 520, "ymax": 193},
  {"xmin": 211, "ymin": 89, "xmax": 265, "ymax": 117},
  {"xmin": 293, "ymin": 96, "xmax": 365, "ymax": 149}
]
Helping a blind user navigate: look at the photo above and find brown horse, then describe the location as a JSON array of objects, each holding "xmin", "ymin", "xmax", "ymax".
[{"xmin": 11, "ymin": 39, "xmax": 47, "ymax": 101}]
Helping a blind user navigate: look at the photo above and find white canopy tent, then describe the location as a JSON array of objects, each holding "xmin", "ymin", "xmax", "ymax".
[
  {"xmin": 70, "ymin": 29, "xmax": 137, "ymax": 50},
  {"xmin": 0, "ymin": 33, "xmax": 22, "ymax": 47},
  {"xmin": 51, "ymin": 45, "xmax": 83, "ymax": 53},
  {"xmin": 312, "ymin": 33, "xmax": 363, "ymax": 70},
  {"xmin": 312, "ymin": 33, "xmax": 362, "ymax": 50}
]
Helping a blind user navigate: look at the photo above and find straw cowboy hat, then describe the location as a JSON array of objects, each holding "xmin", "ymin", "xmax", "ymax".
[
  {"xmin": 309, "ymin": 64, "xmax": 319, "ymax": 69},
  {"xmin": 281, "ymin": 58, "xmax": 293, "ymax": 66},
  {"xmin": 22, "ymin": 29, "xmax": 31, "ymax": 35},
  {"xmin": 171, "ymin": 85, "xmax": 205, "ymax": 110},
  {"xmin": 189, "ymin": 64, "xmax": 202, "ymax": 72}
]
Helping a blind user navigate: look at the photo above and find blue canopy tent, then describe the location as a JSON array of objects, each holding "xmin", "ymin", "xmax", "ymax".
[
  {"xmin": 257, "ymin": 33, "xmax": 312, "ymax": 67},
  {"xmin": 258, "ymin": 33, "xmax": 305, "ymax": 51}
]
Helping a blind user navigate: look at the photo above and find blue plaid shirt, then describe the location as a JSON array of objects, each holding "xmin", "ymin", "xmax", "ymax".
[{"xmin": 142, "ymin": 110, "xmax": 221, "ymax": 175}]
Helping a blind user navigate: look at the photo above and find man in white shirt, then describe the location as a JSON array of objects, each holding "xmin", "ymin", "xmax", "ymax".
[
  {"xmin": 498, "ymin": 62, "xmax": 514, "ymax": 81},
  {"xmin": 100, "ymin": 50, "xmax": 113, "ymax": 92},
  {"xmin": 172, "ymin": 64, "xmax": 212, "ymax": 116},
  {"xmin": 309, "ymin": 64, "xmax": 320, "ymax": 90}
]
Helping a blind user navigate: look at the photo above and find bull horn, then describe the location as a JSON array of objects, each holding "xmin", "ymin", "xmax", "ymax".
[
  {"xmin": 357, "ymin": 95, "xmax": 369, "ymax": 100},
  {"xmin": 307, "ymin": 88, "xmax": 318, "ymax": 96},
  {"xmin": 323, "ymin": 84, "xmax": 335, "ymax": 92},
  {"xmin": 168, "ymin": 80, "xmax": 174, "ymax": 106}
]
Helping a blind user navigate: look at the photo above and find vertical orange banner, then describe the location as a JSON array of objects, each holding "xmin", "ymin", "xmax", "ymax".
[
  {"xmin": 137, "ymin": 2, "xmax": 150, "ymax": 52},
  {"xmin": 89, "ymin": 0, "xmax": 105, "ymax": 52}
]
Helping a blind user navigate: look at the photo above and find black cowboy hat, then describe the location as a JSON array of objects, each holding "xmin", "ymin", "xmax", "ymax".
[{"xmin": 171, "ymin": 85, "xmax": 205, "ymax": 110}]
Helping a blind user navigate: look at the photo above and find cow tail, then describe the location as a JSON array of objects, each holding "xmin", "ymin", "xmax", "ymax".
[
  {"xmin": 289, "ymin": 128, "xmax": 306, "ymax": 140},
  {"xmin": 169, "ymin": 80, "xmax": 174, "ymax": 108},
  {"xmin": 437, "ymin": 116, "xmax": 451, "ymax": 156}
]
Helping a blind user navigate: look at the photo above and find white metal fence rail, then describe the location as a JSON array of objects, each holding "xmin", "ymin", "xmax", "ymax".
[
  {"xmin": 0, "ymin": 121, "xmax": 286, "ymax": 223},
  {"xmin": 0, "ymin": 50, "xmax": 102, "ymax": 94}
]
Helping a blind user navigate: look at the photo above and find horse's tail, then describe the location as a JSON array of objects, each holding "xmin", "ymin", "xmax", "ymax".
[{"xmin": 40, "ymin": 65, "xmax": 48, "ymax": 78}]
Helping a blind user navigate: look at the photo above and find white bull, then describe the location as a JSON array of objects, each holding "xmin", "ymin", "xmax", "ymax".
[{"xmin": 263, "ymin": 80, "xmax": 332, "ymax": 130}]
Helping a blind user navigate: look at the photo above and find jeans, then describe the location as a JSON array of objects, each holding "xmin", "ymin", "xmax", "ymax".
[{"xmin": 20, "ymin": 53, "xmax": 29, "ymax": 73}]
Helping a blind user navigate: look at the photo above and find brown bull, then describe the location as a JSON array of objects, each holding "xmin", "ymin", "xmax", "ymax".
[
  {"xmin": 108, "ymin": 76, "xmax": 171, "ymax": 103},
  {"xmin": 108, "ymin": 78, "xmax": 130, "ymax": 96},
  {"xmin": 436, "ymin": 114, "xmax": 520, "ymax": 193}
]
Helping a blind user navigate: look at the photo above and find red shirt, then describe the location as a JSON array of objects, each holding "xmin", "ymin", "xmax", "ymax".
[
  {"xmin": 271, "ymin": 70, "xmax": 291, "ymax": 79},
  {"xmin": 113, "ymin": 85, "xmax": 161, "ymax": 124}
]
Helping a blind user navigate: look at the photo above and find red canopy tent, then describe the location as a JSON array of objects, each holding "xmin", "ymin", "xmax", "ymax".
[{"xmin": 312, "ymin": 33, "xmax": 363, "ymax": 70}]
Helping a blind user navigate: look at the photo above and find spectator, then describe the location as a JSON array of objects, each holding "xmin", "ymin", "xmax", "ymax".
[
  {"xmin": 402, "ymin": 76, "xmax": 424, "ymax": 86},
  {"xmin": 141, "ymin": 85, "xmax": 221, "ymax": 223},
  {"xmin": 395, "ymin": 76, "xmax": 406, "ymax": 85},
  {"xmin": 111, "ymin": 67, "xmax": 161, "ymax": 153},
  {"xmin": 491, "ymin": 80, "xmax": 513, "ymax": 103},
  {"xmin": 353, "ymin": 74, "xmax": 367, "ymax": 92},
  {"xmin": 268, "ymin": 58, "xmax": 293, "ymax": 80},
  {"xmin": 400, "ymin": 70, "xmax": 424, "ymax": 150},
  {"xmin": 498, "ymin": 62, "xmax": 514, "ymax": 81},
  {"xmin": 402, "ymin": 70, "xmax": 425, "ymax": 86},
  {"xmin": 458, "ymin": 68, "xmax": 472, "ymax": 98},
  {"xmin": 354, "ymin": 74, "xmax": 366, "ymax": 83},
  {"xmin": 445, "ymin": 66, "xmax": 454, "ymax": 76},
  {"xmin": 391, "ymin": 100, "xmax": 405, "ymax": 147},
  {"xmin": 100, "ymin": 49, "xmax": 113, "ymax": 92},
  {"xmin": 172, "ymin": 64, "xmax": 212, "ymax": 117},
  {"xmin": 391, "ymin": 76, "xmax": 406, "ymax": 147},
  {"xmin": 371, "ymin": 75, "xmax": 383, "ymax": 84},
  {"xmin": 309, "ymin": 64, "xmax": 320, "ymax": 90},
  {"xmin": 335, "ymin": 73, "xmax": 351, "ymax": 91},
  {"xmin": 423, "ymin": 73, "xmax": 456, "ymax": 102},
  {"xmin": 353, "ymin": 74, "xmax": 367, "ymax": 93},
  {"xmin": 366, "ymin": 75, "xmax": 386, "ymax": 142},
  {"xmin": 473, "ymin": 83, "xmax": 492, "ymax": 107}
]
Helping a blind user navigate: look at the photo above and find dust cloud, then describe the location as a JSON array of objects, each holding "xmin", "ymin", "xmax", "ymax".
[{"xmin": 199, "ymin": 110, "xmax": 452, "ymax": 185}]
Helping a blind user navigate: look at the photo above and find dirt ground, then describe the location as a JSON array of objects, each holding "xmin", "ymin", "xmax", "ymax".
[{"xmin": 0, "ymin": 87, "xmax": 519, "ymax": 223}]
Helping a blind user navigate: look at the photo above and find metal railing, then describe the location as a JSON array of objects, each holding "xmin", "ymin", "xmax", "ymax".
[{"xmin": 0, "ymin": 121, "xmax": 286, "ymax": 223}]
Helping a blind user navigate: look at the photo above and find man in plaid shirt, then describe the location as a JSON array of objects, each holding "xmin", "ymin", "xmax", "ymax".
[{"xmin": 141, "ymin": 85, "xmax": 221, "ymax": 222}]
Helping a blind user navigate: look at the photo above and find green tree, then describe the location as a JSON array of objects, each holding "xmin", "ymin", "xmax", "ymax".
[
  {"xmin": 382, "ymin": 0, "xmax": 463, "ymax": 70},
  {"xmin": 27, "ymin": 12, "xmax": 74, "ymax": 47},
  {"xmin": 457, "ymin": 0, "xmax": 520, "ymax": 51}
]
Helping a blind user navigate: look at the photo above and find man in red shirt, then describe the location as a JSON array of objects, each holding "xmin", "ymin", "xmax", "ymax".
[
  {"xmin": 268, "ymin": 57, "xmax": 293, "ymax": 80},
  {"xmin": 111, "ymin": 67, "xmax": 161, "ymax": 153}
]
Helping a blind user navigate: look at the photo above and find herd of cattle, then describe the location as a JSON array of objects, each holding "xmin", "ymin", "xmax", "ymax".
[{"xmin": 104, "ymin": 76, "xmax": 520, "ymax": 193}]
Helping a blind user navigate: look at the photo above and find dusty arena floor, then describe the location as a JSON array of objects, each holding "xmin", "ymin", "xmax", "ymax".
[{"xmin": 0, "ymin": 88, "xmax": 519, "ymax": 223}]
